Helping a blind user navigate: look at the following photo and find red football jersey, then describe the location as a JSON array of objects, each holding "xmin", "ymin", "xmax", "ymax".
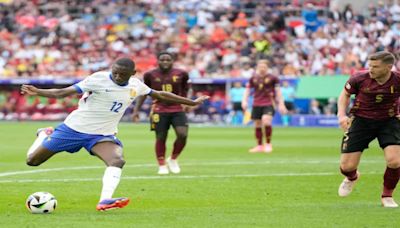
[
  {"xmin": 143, "ymin": 68, "xmax": 189, "ymax": 113},
  {"xmin": 345, "ymin": 70, "xmax": 400, "ymax": 120},
  {"xmin": 247, "ymin": 73, "xmax": 279, "ymax": 107}
]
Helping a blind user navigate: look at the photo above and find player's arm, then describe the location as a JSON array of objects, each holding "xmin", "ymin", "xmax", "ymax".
[
  {"xmin": 337, "ymin": 88, "xmax": 351, "ymax": 131},
  {"xmin": 149, "ymin": 90, "xmax": 208, "ymax": 106},
  {"xmin": 182, "ymin": 75, "xmax": 195, "ymax": 112},
  {"xmin": 132, "ymin": 72, "xmax": 152, "ymax": 122},
  {"xmin": 241, "ymin": 85, "xmax": 250, "ymax": 111},
  {"xmin": 132, "ymin": 95, "xmax": 146, "ymax": 122},
  {"xmin": 182, "ymin": 87, "xmax": 196, "ymax": 112},
  {"xmin": 274, "ymin": 86, "xmax": 288, "ymax": 114},
  {"xmin": 21, "ymin": 85, "xmax": 78, "ymax": 98}
]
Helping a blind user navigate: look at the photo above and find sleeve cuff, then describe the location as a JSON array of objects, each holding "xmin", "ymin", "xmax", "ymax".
[{"xmin": 73, "ymin": 84, "xmax": 83, "ymax": 94}]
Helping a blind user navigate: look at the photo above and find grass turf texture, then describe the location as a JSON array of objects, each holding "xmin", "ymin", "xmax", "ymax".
[{"xmin": 0, "ymin": 122, "xmax": 399, "ymax": 227}]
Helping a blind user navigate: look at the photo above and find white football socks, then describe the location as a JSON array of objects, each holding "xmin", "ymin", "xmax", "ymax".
[
  {"xmin": 27, "ymin": 131, "xmax": 47, "ymax": 157},
  {"xmin": 100, "ymin": 166, "xmax": 122, "ymax": 201}
]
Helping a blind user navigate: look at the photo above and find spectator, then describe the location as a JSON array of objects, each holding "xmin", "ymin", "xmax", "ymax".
[
  {"xmin": 309, "ymin": 99, "xmax": 322, "ymax": 115},
  {"xmin": 228, "ymin": 81, "xmax": 245, "ymax": 125},
  {"xmin": 302, "ymin": 3, "xmax": 320, "ymax": 32},
  {"xmin": 0, "ymin": 0, "xmax": 399, "ymax": 79},
  {"xmin": 280, "ymin": 81, "xmax": 296, "ymax": 126}
]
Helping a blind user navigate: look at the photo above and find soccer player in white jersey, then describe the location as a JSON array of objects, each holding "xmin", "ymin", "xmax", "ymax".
[{"xmin": 20, "ymin": 58, "xmax": 209, "ymax": 211}]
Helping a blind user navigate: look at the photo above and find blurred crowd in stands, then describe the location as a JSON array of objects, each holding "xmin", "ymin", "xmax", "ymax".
[{"xmin": 1, "ymin": 0, "xmax": 398, "ymax": 79}]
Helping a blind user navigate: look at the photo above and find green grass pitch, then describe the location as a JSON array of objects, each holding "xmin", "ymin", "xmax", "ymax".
[{"xmin": 0, "ymin": 122, "xmax": 399, "ymax": 227}]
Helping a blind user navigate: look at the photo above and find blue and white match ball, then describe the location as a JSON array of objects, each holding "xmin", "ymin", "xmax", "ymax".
[{"xmin": 26, "ymin": 192, "xmax": 57, "ymax": 214}]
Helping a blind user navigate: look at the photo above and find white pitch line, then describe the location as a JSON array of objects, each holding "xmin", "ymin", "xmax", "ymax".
[
  {"xmin": 0, "ymin": 159, "xmax": 383, "ymax": 178},
  {"xmin": 0, "ymin": 171, "xmax": 382, "ymax": 184}
]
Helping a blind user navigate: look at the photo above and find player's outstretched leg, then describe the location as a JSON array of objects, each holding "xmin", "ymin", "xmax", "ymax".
[
  {"xmin": 91, "ymin": 142, "xmax": 130, "ymax": 211},
  {"xmin": 26, "ymin": 127, "xmax": 56, "ymax": 166},
  {"xmin": 27, "ymin": 127, "xmax": 54, "ymax": 157}
]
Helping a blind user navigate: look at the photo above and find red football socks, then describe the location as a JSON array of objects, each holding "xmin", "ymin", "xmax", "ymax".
[{"xmin": 382, "ymin": 167, "xmax": 400, "ymax": 198}]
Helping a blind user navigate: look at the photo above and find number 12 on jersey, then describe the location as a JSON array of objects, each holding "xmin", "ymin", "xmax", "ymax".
[{"xmin": 110, "ymin": 102, "xmax": 123, "ymax": 112}]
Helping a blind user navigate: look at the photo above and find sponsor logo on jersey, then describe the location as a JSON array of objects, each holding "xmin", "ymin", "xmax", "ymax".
[{"xmin": 173, "ymin": 76, "xmax": 179, "ymax": 82}]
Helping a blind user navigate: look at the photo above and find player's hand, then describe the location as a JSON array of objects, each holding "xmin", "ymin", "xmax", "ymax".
[
  {"xmin": 278, "ymin": 104, "xmax": 288, "ymax": 115},
  {"xmin": 182, "ymin": 105, "xmax": 196, "ymax": 112},
  {"xmin": 21, "ymin": 85, "xmax": 38, "ymax": 96},
  {"xmin": 242, "ymin": 102, "xmax": 247, "ymax": 111},
  {"xmin": 338, "ymin": 115, "xmax": 350, "ymax": 131},
  {"xmin": 193, "ymin": 95, "xmax": 209, "ymax": 105},
  {"xmin": 132, "ymin": 112, "xmax": 140, "ymax": 122}
]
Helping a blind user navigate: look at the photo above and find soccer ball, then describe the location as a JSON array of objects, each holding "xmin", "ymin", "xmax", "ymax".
[{"xmin": 26, "ymin": 192, "xmax": 57, "ymax": 214}]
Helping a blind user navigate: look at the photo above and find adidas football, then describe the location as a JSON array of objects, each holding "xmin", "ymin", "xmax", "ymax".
[{"xmin": 26, "ymin": 192, "xmax": 57, "ymax": 214}]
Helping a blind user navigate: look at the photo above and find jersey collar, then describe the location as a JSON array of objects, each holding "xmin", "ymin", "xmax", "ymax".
[{"xmin": 109, "ymin": 73, "xmax": 129, "ymax": 86}]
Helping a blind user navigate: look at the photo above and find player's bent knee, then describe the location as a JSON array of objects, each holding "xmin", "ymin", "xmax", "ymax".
[
  {"xmin": 340, "ymin": 161, "xmax": 358, "ymax": 172},
  {"xmin": 108, "ymin": 157, "xmax": 125, "ymax": 168},
  {"xmin": 177, "ymin": 134, "xmax": 188, "ymax": 140},
  {"xmin": 386, "ymin": 158, "xmax": 400, "ymax": 169}
]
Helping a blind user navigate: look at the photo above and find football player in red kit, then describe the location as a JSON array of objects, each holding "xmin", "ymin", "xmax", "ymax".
[
  {"xmin": 133, "ymin": 51, "xmax": 190, "ymax": 174},
  {"xmin": 337, "ymin": 51, "xmax": 400, "ymax": 207},
  {"xmin": 242, "ymin": 60, "xmax": 287, "ymax": 153}
]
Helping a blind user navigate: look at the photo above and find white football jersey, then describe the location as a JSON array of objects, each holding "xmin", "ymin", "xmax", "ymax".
[{"xmin": 64, "ymin": 71, "xmax": 151, "ymax": 135}]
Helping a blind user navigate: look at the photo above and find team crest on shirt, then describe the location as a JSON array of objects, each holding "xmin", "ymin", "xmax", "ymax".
[
  {"xmin": 264, "ymin": 78, "xmax": 270, "ymax": 84},
  {"xmin": 345, "ymin": 83, "xmax": 351, "ymax": 90},
  {"xmin": 172, "ymin": 75, "xmax": 179, "ymax": 82},
  {"xmin": 130, "ymin": 89, "xmax": 137, "ymax": 97},
  {"xmin": 363, "ymin": 87, "xmax": 370, "ymax": 93}
]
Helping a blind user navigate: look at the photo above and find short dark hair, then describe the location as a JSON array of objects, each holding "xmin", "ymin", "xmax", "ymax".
[
  {"xmin": 157, "ymin": 51, "xmax": 175, "ymax": 60},
  {"xmin": 368, "ymin": 51, "xmax": 396, "ymax": 65},
  {"xmin": 115, "ymin": 57, "xmax": 135, "ymax": 69},
  {"xmin": 257, "ymin": 59, "xmax": 269, "ymax": 65}
]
